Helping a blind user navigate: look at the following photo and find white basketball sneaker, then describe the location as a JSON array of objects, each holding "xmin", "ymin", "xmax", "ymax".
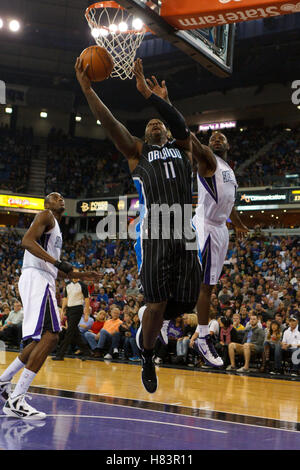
[
  {"xmin": 0, "ymin": 380, "xmax": 12, "ymax": 404},
  {"xmin": 136, "ymin": 305, "xmax": 147, "ymax": 351},
  {"xmin": 3, "ymin": 394, "xmax": 46, "ymax": 420},
  {"xmin": 159, "ymin": 320, "xmax": 170, "ymax": 345},
  {"xmin": 194, "ymin": 335, "xmax": 224, "ymax": 367}
]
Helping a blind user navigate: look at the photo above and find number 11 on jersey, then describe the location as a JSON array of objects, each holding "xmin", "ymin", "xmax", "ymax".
[{"xmin": 164, "ymin": 161, "xmax": 176, "ymax": 179}]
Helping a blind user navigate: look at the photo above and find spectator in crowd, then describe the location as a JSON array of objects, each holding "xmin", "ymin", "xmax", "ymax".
[
  {"xmin": 239, "ymin": 306, "xmax": 250, "ymax": 327},
  {"xmin": 274, "ymin": 313, "xmax": 287, "ymax": 332},
  {"xmin": 279, "ymin": 316, "xmax": 300, "ymax": 376},
  {"xmin": 96, "ymin": 288, "xmax": 109, "ymax": 304},
  {"xmin": 215, "ymin": 317, "xmax": 239, "ymax": 368},
  {"xmin": 113, "ymin": 294, "xmax": 125, "ymax": 310},
  {"xmin": 155, "ymin": 316, "xmax": 184, "ymax": 365},
  {"xmin": 218, "ymin": 287, "xmax": 233, "ymax": 306},
  {"xmin": 175, "ymin": 314, "xmax": 198, "ymax": 365},
  {"xmin": 0, "ymin": 305, "xmax": 11, "ymax": 327},
  {"xmin": 0, "ymin": 301, "xmax": 23, "ymax": 346},
  {"xmin": 121, "ymin": 312, "xmax": 140, "ymax": 362},
  {"xmin": 81, "ymin": 310, "xmax": 107, "ymax": 355},
  {"xmin": 264, "ymin": 299, "xmax": 277, "ymax": 322},
  {"xmin": 77, "ymin": 312, "xmax": 95, "ymax": 345},
  {"xmin": 260, "ymin": 320, "xmax": 282, "ymax": 373},
  {"xmin": 227, "ymin": 314, "xmax": 265, "ymax": 373},
  {"xmin": 126, "ymin": 280, "xmax": 140, "ymax": 297},
  {"xmin": 232, "ymin": 313, "xmax": 245, "ymax": 331},
  {"xmin": 85, "ymin": 307, "xmax": 122, "ymax": 359},
  {"xmin": 119, "ymin": 312, "xmax": 133, "ymax": 357}
]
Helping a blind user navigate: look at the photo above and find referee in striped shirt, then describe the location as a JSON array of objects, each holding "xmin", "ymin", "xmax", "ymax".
[{"xmin": 52, "ymin": 269, "xmax": 91, "ymax": 360}]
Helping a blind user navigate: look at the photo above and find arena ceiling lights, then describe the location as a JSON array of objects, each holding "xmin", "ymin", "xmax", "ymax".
[{"xmin": 0, "ymin": 17, "xmax": 21, "ymax": 32}]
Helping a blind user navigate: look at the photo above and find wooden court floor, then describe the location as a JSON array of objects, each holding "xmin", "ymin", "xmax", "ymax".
[{"xmin": 1, "ymin": 351, "xmax": 300, "ymax": 423}]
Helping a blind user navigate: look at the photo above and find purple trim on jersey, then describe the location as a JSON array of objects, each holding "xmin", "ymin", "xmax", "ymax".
[
  {"xmin": 22, "ymin": 285, "xmax": 49, "ymax": 341},
  {"xmin": 44, "ymin": 233, "xmax": 51, "ymax": 251},
  {"xmin": 48, "ymin": 289, "xmax": 60, "ymax": 332},
  {"xmin": 212, "ymin": 175, "xmax": 218, "ymax": 204},
  {"xmin": 203, "ymin": 235, "xmax": 212, "ymax": 285},
  {"xmin": 198, "ymin": 176, "xmax": 218, "ymax": 203}
]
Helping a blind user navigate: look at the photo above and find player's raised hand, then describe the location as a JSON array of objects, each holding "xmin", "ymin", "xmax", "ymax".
[
  {"xmin": 75, "ymin": 57, "xmax": 91, "ymax": 93},
  {"xmin": 133, "ymin": 58, "xmax": 152, "ymax": 99},
  {"xmin": 146, "ymin": 75, "xmax": 170, "ymax": 103}
]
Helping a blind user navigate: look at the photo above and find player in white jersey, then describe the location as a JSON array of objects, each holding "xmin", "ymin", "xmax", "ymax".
[
  {"xmin": 0, "ymin": 192, "xmax": 99, "ymax": 419},
  {"xmin": 192, "ymin": 132, "xmax": 249, "ymax": 367}
]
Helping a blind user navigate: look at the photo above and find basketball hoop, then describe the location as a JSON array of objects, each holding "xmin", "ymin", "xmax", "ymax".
[{"xmin": 85, "ymin": 1, "xmax": 149, "ymax": 80}]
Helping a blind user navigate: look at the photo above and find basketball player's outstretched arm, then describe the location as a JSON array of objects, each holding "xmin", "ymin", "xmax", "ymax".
[
  {"xmin": 75, "ymin": 58, "xmax": 142, "ymax": 165},
  {"xmin": 144, "ymin": 73, "xmax": 217, "ymax": 177}
]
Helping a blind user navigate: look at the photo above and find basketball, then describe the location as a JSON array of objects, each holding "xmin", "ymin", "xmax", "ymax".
[{"xmin": 79, "ymin": 45, "xmax": 114, "ymax": 82}]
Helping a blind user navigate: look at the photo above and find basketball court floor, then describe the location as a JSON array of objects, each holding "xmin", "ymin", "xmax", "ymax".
[{"xmin": 1, "ymin": 352, "xmax": 300, "ymax": 450}]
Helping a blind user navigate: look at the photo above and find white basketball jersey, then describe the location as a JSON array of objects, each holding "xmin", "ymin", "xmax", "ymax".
[
  {"xmin": 195, "ymin": 155, "xmax": 237, "ymax": 226},
  {"xmin": 22, "ymin": 217, "xmax": 63, "ymax": 279}
]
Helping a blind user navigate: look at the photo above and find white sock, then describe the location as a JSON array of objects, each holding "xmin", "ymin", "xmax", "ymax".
[
  {"xmin": 197, "ymin": 325, "xmax": 209, "ymax": 338},
  {"xmin": 10, "ymin": 368, "xmax": 36, "ymax": 399},
  {"xmin": 0, "ymin": 357, "xmax": 25, "ymax": 383}
]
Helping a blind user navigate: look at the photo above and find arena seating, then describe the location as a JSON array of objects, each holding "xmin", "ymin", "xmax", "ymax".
[{"xmin": 0, "ymin": 229, "xmax": 298, "ymax": 377}]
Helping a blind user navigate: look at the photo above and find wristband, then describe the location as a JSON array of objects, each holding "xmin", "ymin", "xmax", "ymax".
[{"xmin": 54, "ymin": 260, "xmax": 73, "ymax": 274}]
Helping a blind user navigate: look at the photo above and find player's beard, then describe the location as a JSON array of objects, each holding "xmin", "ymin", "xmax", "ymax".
[{"xmin": 147, "ymin": 130, "xmax": 167, "ymax": 146}]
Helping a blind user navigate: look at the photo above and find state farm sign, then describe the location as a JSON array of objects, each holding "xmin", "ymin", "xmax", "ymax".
[{"xmin": 161, "ymin": 0, "xmax": 300, "ymax": 29}]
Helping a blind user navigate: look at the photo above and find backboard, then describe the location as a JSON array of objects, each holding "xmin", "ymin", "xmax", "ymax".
[{"xmin": 114, "ymin": 0, "xmax": 236, "ymax": 77}]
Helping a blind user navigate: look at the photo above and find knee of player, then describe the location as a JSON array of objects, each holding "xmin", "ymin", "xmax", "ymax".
[
  {"xmin": 147, "ymin": 302, "xmax": 167, "ymax": 317},
  {"xmin": 46, "ymin": 332, "xmax": 59, "ymax": 348}
]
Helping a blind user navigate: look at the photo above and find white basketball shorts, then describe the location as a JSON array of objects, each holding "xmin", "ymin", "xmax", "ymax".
[
  {"xmin": 19, "ymin": 268, "xmax": 61, "ymax": 341},
  {"xmin": 193, "ymin": 218, "xmax": 229, "ymax": 285}
]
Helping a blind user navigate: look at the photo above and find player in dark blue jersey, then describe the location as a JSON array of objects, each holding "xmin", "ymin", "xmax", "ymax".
[{"xmin": 76, "ymin": 58, "xmax": 214, "ymax": 393}]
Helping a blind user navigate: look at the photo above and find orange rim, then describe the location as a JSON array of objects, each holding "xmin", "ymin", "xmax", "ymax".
[
  {"xmin": 86, "ymin": 1, "xmax": 124, "ymax": 13},
  {"xmin": 85, "ymin": 1, "xmax": 150, "ymax": 34}
]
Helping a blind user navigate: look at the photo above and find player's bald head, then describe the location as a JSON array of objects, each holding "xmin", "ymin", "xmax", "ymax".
[
  {"xmin": 144, "ymin": 119, "xmax": 168, "ymax": 145},
  {"xmin": 44, "ymin": 192, "xmax": 65, "ymax": 212},
  {"xmin": 209, "ymin": 132, "xmax": 229, "ymax": 157},
  {"xmin": 44, "ymin": 192, "xmax": 60, "ymax": 207}
]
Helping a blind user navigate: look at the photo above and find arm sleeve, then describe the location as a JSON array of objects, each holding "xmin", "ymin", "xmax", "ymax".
[{"xmin": 148, "ymin": 93, "xmax": 190, "ymax": 141}]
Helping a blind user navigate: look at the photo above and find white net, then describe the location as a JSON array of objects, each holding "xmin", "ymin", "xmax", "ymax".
[{"xmin": 85, "ymin": 2, "xmax": 148, "ymax": 80}]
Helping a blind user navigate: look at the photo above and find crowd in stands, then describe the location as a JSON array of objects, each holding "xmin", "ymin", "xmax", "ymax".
[
  {"xmin": 0, "ymin": 227, "xmax": 299, "ymax": 377},
  {"xmin": 0, "ymin": 124, "xmax": 35, "ymax": 194},
  {"xmin": 236, "ymin": 127, "xmax": 300, "ymax": 188},
  {"xmin": 45, "ymin": 128, "xmax": 135, "ymax": 198},
  {"xmin": 1, "ymin": 123, "xmax": 299, "ymax": 197}
]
